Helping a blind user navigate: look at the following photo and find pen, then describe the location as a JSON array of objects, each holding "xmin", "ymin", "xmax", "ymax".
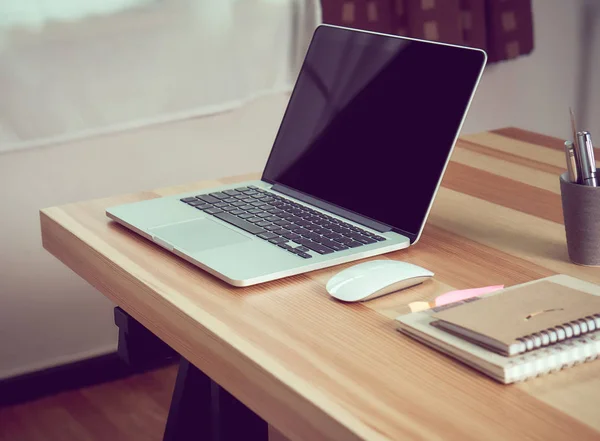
[
  {"xmin": 569, "ymin": 108, "xmax": 584, "ymax": 182},
  {"xmin": 570, "ymin": 108, "xmax": 578, "ymax": 148},
  {"xmin": 577, "ymin": 131, "xmax": 597, "ymax": 187},
  {"xmin": 564, "ymin": 141, "xmax": 579, "ymax": 183}
]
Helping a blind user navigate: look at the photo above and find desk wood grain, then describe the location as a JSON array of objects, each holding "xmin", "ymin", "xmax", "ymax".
[{"xmin": 41, "ymin": 128, "xmax": 600, "ymax": 441}]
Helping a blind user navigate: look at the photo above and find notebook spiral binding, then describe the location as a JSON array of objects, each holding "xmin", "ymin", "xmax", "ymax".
[
  {"xmin": 510, "ymin": 332, "xmax": 600, "ymax": 383},
  {"xmin": 516, "ymin": 314, "xmax": 600, "ymax": 353}
]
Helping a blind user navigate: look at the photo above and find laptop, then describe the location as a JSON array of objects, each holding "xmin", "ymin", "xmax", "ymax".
[{"xmin": 106, "ymin": 25, "xmax": 487, "ymax": 287}]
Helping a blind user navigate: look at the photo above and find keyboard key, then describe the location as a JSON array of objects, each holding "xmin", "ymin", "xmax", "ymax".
[
  {"xmin": 195, "ymin": 203, "xmax": 212, "ymax": 210},
  {"xmin": 325, "ymin": 232, "xmax": 343, "ymax": 240},
  {"xmin": 238, "ymin": 213, "xmax": 253, "ymax": 219},
  {"xmin": 181, "ymin": 197, "xmax": 197, "ymax": 203},
  {"xmin": 347, "ymin": 241, "xmax": 364, "ymax": 248},
  {"xmin": 256, "ymin": 221, "xmax": 271, "ymax": 227},
  {"xmin": 256, "ymin": 213, "xmax": 271, "ymax": 218},
  {"xmin": 231, "ymin": 209, "xmax": 245, "ymax": 215},
  {"xmin": 247, "ymin": 217, "xmax": 262, "ymax": 223},
  {"xmin": 234, "ymin": 187, "xmax": 250, "ymax": 192},
  {"xmin": 295, "ymin": 246, "xmax": 310, "ymax": 253},
  {"xmin": 249, "ymin": 209, "xmax": 262, "ymax": 214},
  {"xmin": 264, "ymin": 224, "xmax": 282, "ymax": 231},
  {"xmin": 221, "ymin": 206, "xmax": 237, "ymax": 212},
  {"xmin": 224, "ymin": 197, "xmax": 237, "ymax": 203},
  {"xmin": 257, "ymin": 232, "xmax": 278, "ymax": 240},
  {"xmin": 234, "ymin": 194, "xmax": 247, "ymax": 200},
  {"xmin": 296, "ymin": 251, "xmax": 312, "ymax": 259},
  {"xmin": 242, "ymin": 198, "xmax": 255, "ymax": 204},
  {"xmin": 283, "ymin": 232, "xmax": 302, "ymax": 242},
  {"xmin": 188, "ymin": 199, "xmax": 207, "ymax": 206},
  {"xmin": 296, "ymin": 220, "xmax": 311, "ymax": 227},
  {"xmin": 306, "ymin": 233, "xmax": 321, "ymax": 242},
  {"xmin": 320, "ymin": 239, "xmax": 349, "ymax": 251},
  {"xmin": 312, "ymin": 236, "xmax": 327, "ymax": 244},
  {"xmin": 251, "ymin": 201, "xmax": 264, "ymax": 207},
  {"xmin": 269, "ymin": 237, "xmax": 288, "ymax": 244},
  {"xmin": 273, "ymin": 219, "xmax": 290, "ymax": 227},
  {"xmin": 205, "ymin": 208, "xmax": 224, "ymax": 215},
  {"xmin": 223, "ymin": 190, "xmax": 240, "ymax": 196},
  {"xmin": 312, "ymin": 228, "xmax": 329, "ymax": 235},
  {"xmin": 297, "ymin": 239, "xmax": 334, "ymax": 255},
  {"xmin": 292, "ymin": 227, "xmax": 310, "ymax": 236},
  {"xmin": 214, "ymin": 202, "xmax": 229, "ymax": 208},
  {"xmin": 336, "ymin": 236, "xmax": 354, "ymax": 245},
  {"xmin": 267, "ymin": 208, "xmax": 284, "ymax": 215},
  {"xmin": 240, "ymin": 205, "xmax": 254, "ymax": 210},
  {"xmin": 351, "ymin": 234, "xmax": 377, "ymax": 244},
  {"xmin": 213, "ymin": 212, "xmax": 266, "ymax": 235},
  {"xmin": 209, "ymin": 192, "xmax": 229, "ymax": 200},
  {"xmin": 196, "ymin": 194, "xmax": 220, "ymax": 204},
  {"xmin": 278, "ymin": 243, "xmax": 293, "ymax": 250},
  {"xmin": 265, "ymin": 216, "xmax": 280, "ymax": 222},
  {"xmin": 232, "ymin": 201, "xmax": 246, "ymax": 207},
  {"xmin": 372, "ymin": 235, "xmax": 386, "ymax": 241},
  {"xmin": 330, "ymin": 225, "xmax": 345, "ymax": 233}
]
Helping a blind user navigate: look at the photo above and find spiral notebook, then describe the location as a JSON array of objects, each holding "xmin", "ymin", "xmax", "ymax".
[
  {"xmin": 431, "ymin": 280, "xmax": 600, "ymax": 356},
  {"xmin": 396, "ymin": 275, "xmax": 600, "ymax": 384}
]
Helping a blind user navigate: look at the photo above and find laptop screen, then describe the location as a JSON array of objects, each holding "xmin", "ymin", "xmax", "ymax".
[{"xmin": 262, "ymin": 26, "xmax": 486, "ymax": 241}]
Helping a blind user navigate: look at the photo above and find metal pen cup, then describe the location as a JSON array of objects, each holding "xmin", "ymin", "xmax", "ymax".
[{"xmin": 560, "ymin": 171, "xmax": 600, "ymax": 266}]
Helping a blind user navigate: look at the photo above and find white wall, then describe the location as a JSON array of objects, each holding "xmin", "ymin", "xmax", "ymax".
[
  {"xmin": 463, "ymin": 0, "xmax": 598, "ymax": 139},
  {"xmin": 1, "ymin": 0, "xmax": 599, "ymax": 379},
  {"xmin": 0, "ymin": 94, "xmax": 288, "ymax": 379}
]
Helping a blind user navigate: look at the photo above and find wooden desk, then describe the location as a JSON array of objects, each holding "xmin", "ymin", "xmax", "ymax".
[{"xmin": 41, "ymin": 128, "xmax": 600, "ymax": 441}]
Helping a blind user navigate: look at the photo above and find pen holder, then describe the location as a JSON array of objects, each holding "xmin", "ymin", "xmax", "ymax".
[{"xmin": 560, "ymin": 171, "xmax": 600, "ymax": 266}]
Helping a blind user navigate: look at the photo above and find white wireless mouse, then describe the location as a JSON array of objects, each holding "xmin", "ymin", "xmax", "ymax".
[{"xmin": 326, "ymin": 260, "xmax": 434, "ymax": 302}]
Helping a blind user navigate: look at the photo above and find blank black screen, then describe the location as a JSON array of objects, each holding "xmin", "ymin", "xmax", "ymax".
[{"xmin": 262, "ymin": 26, "xmax": 486, "ymax": 239}]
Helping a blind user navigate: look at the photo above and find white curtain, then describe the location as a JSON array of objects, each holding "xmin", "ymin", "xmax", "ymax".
[
  {"xmin": 0, "ymin": 0, "xmax": 156, "ymax": 29},
  {"xmin": 0, "ymin": 0, "xmax": 321, "ymax": 152}
]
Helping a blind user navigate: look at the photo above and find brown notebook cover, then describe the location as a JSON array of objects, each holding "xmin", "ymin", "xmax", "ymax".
[{"xmin": 432, "ymin": 281, "xmax": 600, "ymax": 349}]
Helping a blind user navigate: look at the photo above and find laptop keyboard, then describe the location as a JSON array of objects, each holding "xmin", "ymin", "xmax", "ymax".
[{"xmin": 180, "ymin": 186, "xmax": 386, "ymax": 258}]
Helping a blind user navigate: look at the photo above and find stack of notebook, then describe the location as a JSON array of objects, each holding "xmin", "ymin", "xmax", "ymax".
[{"xmin": 395, "ymin": 275, "xmax": 600, "ymax": 384}]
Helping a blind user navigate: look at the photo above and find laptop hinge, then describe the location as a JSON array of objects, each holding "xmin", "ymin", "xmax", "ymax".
[{"xmin": 270, "ymin": 184, "xmax": 392, "ymax": 233}]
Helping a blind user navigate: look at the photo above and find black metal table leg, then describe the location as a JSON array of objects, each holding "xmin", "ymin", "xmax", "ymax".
[
  {"xmin": 211, "ymin": 382, "xmax": 268, "ymax": 441},
  {"xmin": 163, "ymin": 358, "xmax": 213, "ymax": 441},
  {"xmin": 163, "ymin": 358, "xmax": 269, "ymax": 441},
  {"xmin": 114, "ymin": 308, "xmax": 268, "ymax": 441}
]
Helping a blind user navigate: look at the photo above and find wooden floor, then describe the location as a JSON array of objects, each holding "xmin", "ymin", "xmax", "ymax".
[{"xmin": 0, "ymin": 365, "xmax": 178, "ymax": 441}]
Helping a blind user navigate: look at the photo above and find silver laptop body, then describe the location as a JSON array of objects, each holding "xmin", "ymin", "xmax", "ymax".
[{"xmin": 106, "ymin": 25, "xmax": 486, "ymax": 286}]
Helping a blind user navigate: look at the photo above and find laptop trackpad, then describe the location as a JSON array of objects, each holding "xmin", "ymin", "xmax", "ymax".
[{"xmin": 150, "ymin": 219, "xmax": 250, "ymax": 253}]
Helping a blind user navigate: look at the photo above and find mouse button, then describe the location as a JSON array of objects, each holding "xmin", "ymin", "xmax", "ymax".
[{"xmin": 326, "ymin": 275, "xmax": 362, "ymax": 295}]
